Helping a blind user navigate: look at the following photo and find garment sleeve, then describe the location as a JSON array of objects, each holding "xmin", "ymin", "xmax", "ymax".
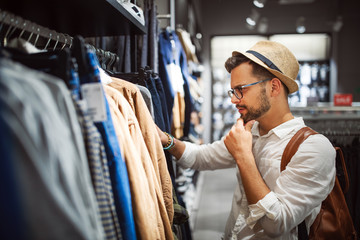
[
  {"xmin": 177, "ymin": 137, "xmax": 236, "ymax": 170},
  {"xmin": 246, "ymin": 134, "xmax": 336, "ymax": 237}
]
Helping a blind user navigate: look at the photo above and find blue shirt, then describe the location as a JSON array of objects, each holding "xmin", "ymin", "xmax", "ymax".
[{"xmin": 77, "ymin": 48, "xmax": 136, "ymax": 240}]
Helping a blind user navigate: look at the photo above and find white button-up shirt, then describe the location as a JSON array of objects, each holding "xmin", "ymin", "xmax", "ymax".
[{"xmin": 177, "ymin": 117, "xmax": 336, "ymax": 239}]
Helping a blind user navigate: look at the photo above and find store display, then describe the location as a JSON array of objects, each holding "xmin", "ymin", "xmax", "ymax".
[{"xmin": 290, "ymin": 60, "xmax": 330, "ymax": 106}]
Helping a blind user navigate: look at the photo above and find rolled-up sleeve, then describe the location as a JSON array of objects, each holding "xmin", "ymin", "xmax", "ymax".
[
  {"xmin": 177, "ymin": 137, "xmax": 236, "ymax": 170},
  {"xmin": 246, "ymin": 191, "xmax": 278, "ymax": 228},
  {"xmin": 247, "ymin": 134, "xmax": 336, "ymax": 236}
]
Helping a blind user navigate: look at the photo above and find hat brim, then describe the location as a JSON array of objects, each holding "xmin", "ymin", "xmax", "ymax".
[{"xmin": 232, "ymin": 51, "xmax": 299, "ymax": 94}]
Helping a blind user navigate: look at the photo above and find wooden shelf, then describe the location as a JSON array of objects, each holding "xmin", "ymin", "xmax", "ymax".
[{"xmin": 0, "ymin": 0, "xmax": 146, "ymax": 37}]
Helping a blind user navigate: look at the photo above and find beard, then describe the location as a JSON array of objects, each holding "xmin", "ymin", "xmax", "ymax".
[{"xmin": 237, "ymin": 87, "xmax": 271, "ymax": 123}]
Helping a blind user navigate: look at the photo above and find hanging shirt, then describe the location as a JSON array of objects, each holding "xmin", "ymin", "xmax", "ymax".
[
  {"xmin": 172, "ymin": 92, "xmax": 186, "ymax": 138},
  {"xmin": 158, "ymin": 30, "xmax": 193, "ymax": 138},
  {"xmin": 78, "ymin": 49, "xmax": 136, "ymax": 240},
  {"xmin": 176, "ymin": 28, "xmax": 199, "ymax": 64},
  {"xmin": 0, "ymin": 58, "xmax": 104, "ymax": 240},
  {"xmin": 144, "ymin": 76, "xmax": 166, "ymax": 131},
  {"xmin": 73, "ymin": 98, "xmax": 123, "ymax": 240},
  {"xmin": 67, "ymin": 54, "xmax": 123, "ymax": 240},
  {"xmin": 176, "ymin": 117, "xmax": 336, "ymax": 239},
  {"xmin": 136, "ymin": 84, "xmax": 155, "ymax": 120}
]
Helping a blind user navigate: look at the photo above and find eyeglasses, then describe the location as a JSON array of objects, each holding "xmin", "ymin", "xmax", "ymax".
[{"xmin": 227, "ymin": 78, "xmax": 271, "ymax": 100}]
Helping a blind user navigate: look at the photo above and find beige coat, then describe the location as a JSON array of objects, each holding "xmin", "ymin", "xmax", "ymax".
[{"xmin": 104, "ymin": 83, "xmax": 173, "ymax": 240}]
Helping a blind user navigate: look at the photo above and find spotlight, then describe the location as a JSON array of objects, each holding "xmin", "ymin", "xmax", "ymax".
[
  {"xmin": 333, "ymin": 16, "xmax": 343, "ymax": 32},
  {"xmin": 253, "ymin": 0, "xmax": 267, "ymax": 8},
  {"xmin": 246, "ymin": 8, "xmax": 260, "ymax": 27},
  {"xmin": 246, "ymin": 17, "xmax": 256, "ymax": 26},
  {"xmin": 296, "ymin": 16, "xmax": 306, "ymax": 33}
]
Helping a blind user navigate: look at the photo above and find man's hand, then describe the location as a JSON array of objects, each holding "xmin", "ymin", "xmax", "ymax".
[
  {"xmin": 224, "ymin": 118, "xmax": 255, "ymax": 163},
  {"xmin": 224, "ymin": 119, "xmax": 270, "ymax": 204}
]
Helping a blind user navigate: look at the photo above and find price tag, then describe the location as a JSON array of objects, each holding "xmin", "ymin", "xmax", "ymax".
[{"xmin": 81, "ymin": 83, "xmax": 107, "ymax": 122}]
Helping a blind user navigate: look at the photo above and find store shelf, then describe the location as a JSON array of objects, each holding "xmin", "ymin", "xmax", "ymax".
[
  {"xmin": 0, "ymin": 0, "xmax": 146, "ymax": 37},
  {"xmin": 291, "ymin": 102, "xmax": 360, "ymax": 120}
]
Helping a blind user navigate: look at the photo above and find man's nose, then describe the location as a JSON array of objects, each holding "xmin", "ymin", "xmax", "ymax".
[{"xmin": 230, "ymin": 95, "xmax": 241, "ymax": 104}]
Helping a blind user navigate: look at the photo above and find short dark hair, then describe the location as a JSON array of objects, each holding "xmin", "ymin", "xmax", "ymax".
[{"xmin": 224, "ymin": 54, "xmax": 289, "ymax": 95}]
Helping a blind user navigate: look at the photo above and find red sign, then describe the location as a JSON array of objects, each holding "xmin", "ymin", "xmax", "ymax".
[{"xmin": 334, "ymin": 94, "xmax": 353, "ymax": 106}]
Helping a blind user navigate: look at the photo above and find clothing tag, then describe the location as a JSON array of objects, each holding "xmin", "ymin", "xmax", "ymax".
[
  {"xmin": 166, "ymin": 63, "xmax": 184, "ymax": 94},
  {"xmin": 81, "ymin": 83, "xmax": 107, "ymax": 122}
]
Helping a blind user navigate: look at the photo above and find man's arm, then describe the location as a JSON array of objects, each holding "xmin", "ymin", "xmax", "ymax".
[
  {"xmin": 157, "ymin": 125, "xmax": 236, "ymax": 170},
  {"xmin": 156, "ymin": 126, "xmax": 186, "ymax": 160}
]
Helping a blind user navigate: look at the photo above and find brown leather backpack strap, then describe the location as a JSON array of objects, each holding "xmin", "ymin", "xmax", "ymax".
[
  {"xmin": 281, "ymin": 127, "xmax": 318, "ymax": 172},
  {"xmin": 335, "ymin": 147, "xmax": 350, "ymax": 193}
]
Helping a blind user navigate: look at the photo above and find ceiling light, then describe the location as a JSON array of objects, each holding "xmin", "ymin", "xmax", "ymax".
[
  {"xmin": 333, "ymin": 16, "xmax": 343, "ymax": 32},
  {"xmin": 296, "ymin": 16, "xmax": 306, "ymax": 33},
  {"xmin": 253, "ymin": 0, "xmax": 267, "ymax": 8},
  {"xmin": 246, "ymin": 8, "xmax": 260, "ymax": 27},
  {"xmin": 246, "ymin": 17, "xmax": 256, "ymax": 26}
]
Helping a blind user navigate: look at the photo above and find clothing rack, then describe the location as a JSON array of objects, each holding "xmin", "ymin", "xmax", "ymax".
[
  {"xmin": 0, "ymin": 8, "xmax": 118, "ymax": 71},
  {"xmin": 290, "ymin": 104, "xmax": 360, "ymax": 145},
  {"xmin": 319, "ymin": 131, "xmax": 360, "ymax": 137},
  {"xmin": 0, "ymin": 8, "xmax": 71, "ymax": 48},
  {"xmin": 301, "ymin": 118, "xmax": 360, "ymax": 146}
]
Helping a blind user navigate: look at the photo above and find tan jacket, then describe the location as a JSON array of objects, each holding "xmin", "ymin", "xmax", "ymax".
[
  {"xmin": 104, "ymin": 85, "xmax": 161, "ymax": 240},
  {"xmin": 109, "ymin": 78, "xmax": 174, "ymax": 224},
  {"xmin": 105, "ymin": 84, "xmax": 173, "ymax": 240}
]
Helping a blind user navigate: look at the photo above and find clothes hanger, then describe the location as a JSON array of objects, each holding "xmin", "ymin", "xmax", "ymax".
[
  {"xmin": 106, "ymin": 52, "xmax": 116, "ymax": 71},
  {"xmin": 60, "ymin": 34, "xmax": 68, "ymax": 50},
  {"xmin": 108, "ymin": 67, "xmax": 148, "ymax": 87},
  {"xmin": 1, "ymin": 15, "xmax": 15, "ymax": 46}
]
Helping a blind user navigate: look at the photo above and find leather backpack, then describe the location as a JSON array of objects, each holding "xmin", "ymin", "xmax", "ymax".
[{"xmin": 281, "ymin": 127, "xmax": 357, "ymax": 240}]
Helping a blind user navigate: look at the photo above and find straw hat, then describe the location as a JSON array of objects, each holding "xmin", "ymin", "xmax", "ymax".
[{"xmin": 232, "ymin": 40, "xmax": 299, "ymax": 93}]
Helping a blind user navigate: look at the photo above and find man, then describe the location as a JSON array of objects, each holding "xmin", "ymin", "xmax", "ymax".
[{"xmin": 158, "ymin": 40, "xmax": 336, "ymax": 239}]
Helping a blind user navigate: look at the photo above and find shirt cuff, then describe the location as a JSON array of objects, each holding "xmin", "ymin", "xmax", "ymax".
[
  {"xmin": 176, "ymin": 141, "xmax": 197, "ymax": 168},
  {"xmin": 246, "ymin": 191, "xmax": 278, "ymax": 229}
]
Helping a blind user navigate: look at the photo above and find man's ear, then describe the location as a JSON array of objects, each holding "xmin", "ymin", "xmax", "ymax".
[{"xmin": 270, "ymin": 78, "xmax": 282, "ymax": 96}]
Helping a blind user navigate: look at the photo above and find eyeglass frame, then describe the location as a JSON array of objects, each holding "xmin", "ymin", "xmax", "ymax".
[{"xmin": 227, "ymin": 78, "xmax": 272, "ymax": 100}]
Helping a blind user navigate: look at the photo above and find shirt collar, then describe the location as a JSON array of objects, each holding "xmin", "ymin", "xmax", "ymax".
[{"xmin": 251, "ymin": 117, "xmax": 305, "ymax": 139}]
